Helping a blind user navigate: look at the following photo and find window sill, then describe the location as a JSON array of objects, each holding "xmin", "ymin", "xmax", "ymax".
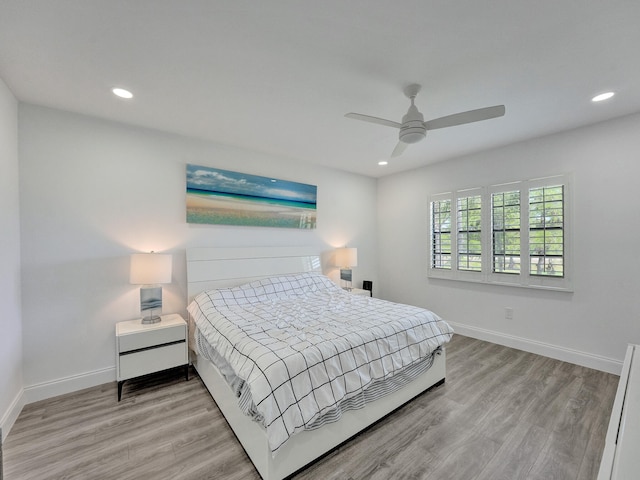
[{"xmin": 427, "ymin": 270, "xmax": 573, "ymax": 292}]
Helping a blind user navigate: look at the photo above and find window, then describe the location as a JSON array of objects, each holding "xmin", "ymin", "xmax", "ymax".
[
  {"xmin": 457, "ymin": 194, "xmax": 482, "ymax": 271},
  {"xmin": 430, "ymin": 197, "xmax": 451, "ymax": 270},
  {"xmin": 428, "ymin": 175, "xmax": 571, "ymax": 291},
  {"xmin": 529, "ymin": 185, "xmax": 564, "ymax": 277},
  {"xmin": 491, "ymin": 190, "xmax": 520, "ymax": 274}
]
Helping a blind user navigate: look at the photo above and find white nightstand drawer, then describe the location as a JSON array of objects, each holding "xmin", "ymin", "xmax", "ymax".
[
  {"xmin": 115, "ymin": 314, "xmax": 189, "ymax": 400},
  {"xmin": 118, "ymin": 324, "xmax": 185, "ymax": 353},
  {"xmin": 119, "ymin": 342, "xmax": 187, "ymax": 380}
]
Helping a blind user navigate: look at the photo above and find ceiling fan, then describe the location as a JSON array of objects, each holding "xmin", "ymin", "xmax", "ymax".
[{"xmin": 345, "ymin": 84, "xmax": 505, "ymax": 158}]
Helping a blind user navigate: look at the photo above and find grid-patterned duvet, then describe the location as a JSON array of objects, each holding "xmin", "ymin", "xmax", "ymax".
[{"xmin": 188, "ymin": 272, "xmax": 453, "ymax": 456}]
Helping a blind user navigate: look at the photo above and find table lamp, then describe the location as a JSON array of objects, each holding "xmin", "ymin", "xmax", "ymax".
[
  {"xmin": 335, "ymin": 247, "xmax": 358, "ymax": 290},
  {"xmin": 130, "ymin": 252, "xmax": 172, "ymax": 324}
]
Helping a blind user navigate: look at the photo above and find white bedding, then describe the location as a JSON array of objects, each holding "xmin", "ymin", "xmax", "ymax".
[{"xmin": 187, "ymin": 272, "xmax": 453, "ymax": 456}]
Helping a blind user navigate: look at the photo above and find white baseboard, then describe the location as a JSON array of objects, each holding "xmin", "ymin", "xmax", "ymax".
[
  {"xmin": 23, "ymin": 367, "xmax": 116, "ymax": 405},
  {"xmin": 450, "ymin": 321, "xmax": 623, "ymax": 375},
  {"xmin": 1, "ymin": 389, "xmax": 25, "ymax": 443}
]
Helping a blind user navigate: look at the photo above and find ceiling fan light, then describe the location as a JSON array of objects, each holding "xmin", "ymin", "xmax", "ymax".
[{"xmin": 400, "ymin": 128, "xmax": 426, "ymax": 144}]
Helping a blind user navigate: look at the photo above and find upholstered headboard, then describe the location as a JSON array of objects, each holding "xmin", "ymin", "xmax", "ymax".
[{"xmin": 186, "ymin": 246, "xmax": 322, "ymax": 301}]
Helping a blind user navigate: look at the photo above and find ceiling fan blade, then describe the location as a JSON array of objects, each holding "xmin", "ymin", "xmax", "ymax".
[
  {"xmin": 424, "ymin": 105, "xmax": 505, "ymax": 131},
  {"xmin": 345, "ymin": 113, "xmax": 402, "ymax": 129},
  {"xmin": 391, "ymin": 140, "xmax": 408, "ymax": 157}
]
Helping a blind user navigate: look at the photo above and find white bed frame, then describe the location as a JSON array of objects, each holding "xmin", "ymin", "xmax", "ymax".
[{"xmin": 186, "ymin": 246, "xmax": 446, "ymax": 480}]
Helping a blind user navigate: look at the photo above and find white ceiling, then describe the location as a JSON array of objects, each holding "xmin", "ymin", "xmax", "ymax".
[{"xmin": 1, "ymin": 1, "xmax": 639, "ymax": 178}]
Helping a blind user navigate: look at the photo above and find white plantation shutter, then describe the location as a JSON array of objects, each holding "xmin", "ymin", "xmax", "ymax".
[
  {"xmin": 457, "ymin": 190, "xmax": 482, "ymax": 272},
  {"xmin": 430, "ymin": 192, "xmax": 452, "ymax": 272}
]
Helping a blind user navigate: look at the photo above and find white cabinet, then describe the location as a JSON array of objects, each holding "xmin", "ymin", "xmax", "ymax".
[
  {"xmin": 598, "ymin": 344, "xmax": 640, "ymax": 479},
  {"xmin": 115, "ymin": 313, "xmax": 188, "ymax": 401}
]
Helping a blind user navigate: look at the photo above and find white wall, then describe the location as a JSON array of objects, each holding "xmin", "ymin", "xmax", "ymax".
[
  {"xmin": 0, "ymin": 78, "xmax": 23, "ymax": 441},
  {"xmin": 14, "ymin": 100, "xmax": 640, "ymax": 410},
  {"xmin": 18, "ymin": 104, "xmax": 378, "ymax": 401},
  {"xmin": 378, "ymin": 113, "xmax": 640, "ymax": 373}
]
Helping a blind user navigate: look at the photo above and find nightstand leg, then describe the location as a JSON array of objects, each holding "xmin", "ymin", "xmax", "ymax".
[
  {"xmin": 118, "ymin": 380, "xmax": 125, "ymax": 401},
  {"xmin": 185, "ymin": 365, "xmax": 189, "ymax": 381}
]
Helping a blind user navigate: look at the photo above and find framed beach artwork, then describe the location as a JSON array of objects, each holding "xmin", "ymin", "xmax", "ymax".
[{"xmin": 186, "ymin": 164, "xmax": 317, "ymax": 229}]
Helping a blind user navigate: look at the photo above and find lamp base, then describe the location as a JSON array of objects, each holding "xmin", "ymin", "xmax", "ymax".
[
  {"xmin": 340, "ymin": 268, "xmax": 353, "ymax": 290},
  {"xmin": 140, "ymin": 285, "xmax": 163, "ymax": 325},
  {"xmin": 141, "ymin": 315, "xmax": 162, "ymax": 324}
]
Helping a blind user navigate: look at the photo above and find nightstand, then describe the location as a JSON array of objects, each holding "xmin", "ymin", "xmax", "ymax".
[
  {"xmin": 116, "ymin": 313, "xmax": 188, "ymax": 401},
  {"xmin": 349, "ymin": 288, "xmax": 372, "ymax": 297}
]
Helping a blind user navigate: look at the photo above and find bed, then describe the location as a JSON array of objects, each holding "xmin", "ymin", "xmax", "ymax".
[{"xmin": 186, "ymin": 246, "xmax": 452, "ymax": 479}]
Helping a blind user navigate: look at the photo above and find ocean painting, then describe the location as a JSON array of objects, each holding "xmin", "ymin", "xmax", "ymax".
[{"xmin": 186, "ymin": 164, "xmax": 317, "ymax": 228}]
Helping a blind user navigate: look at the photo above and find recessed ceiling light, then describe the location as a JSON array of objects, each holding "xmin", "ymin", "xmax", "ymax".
[
  {"xmin": 378, "ymin": 160, "xmax": 388, "ymax": 166},
  {"xmin": 112, "ymin": 87, "xmax": 133, "ymax": 99},
  {"xmin": 591, "ymin": 92, "xmax": 614, "ymax": 102}
]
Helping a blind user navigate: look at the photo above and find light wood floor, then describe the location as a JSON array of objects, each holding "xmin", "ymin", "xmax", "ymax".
[{"xmin": 3, "ymin": 335, "xmax": 619, "ymax": 480}]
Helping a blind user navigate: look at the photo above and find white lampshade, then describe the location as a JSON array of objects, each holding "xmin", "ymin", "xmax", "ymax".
[
  {"xmin": 335, "ymin": 247, "xmax": 358, "ymax": 268},
  {"xmin": 130, "ymin": 253, "xmax": 172, "ymax": 285}
]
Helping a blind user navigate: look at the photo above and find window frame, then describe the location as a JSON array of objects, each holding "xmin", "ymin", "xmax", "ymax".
[{"xmin": 428, "ymin": 174, "xmax": 572, "ymax": 292}]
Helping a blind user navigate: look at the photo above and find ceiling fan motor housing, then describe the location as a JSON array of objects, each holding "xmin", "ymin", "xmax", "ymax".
[{"xmin": 400, "ymin": 104, "xmax": 426, "ymax": 143}]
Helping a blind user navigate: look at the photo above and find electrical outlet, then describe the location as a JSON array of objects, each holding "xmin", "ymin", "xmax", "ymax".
[{"xmin": 505, "ymin": 307, "xmax": 514, "ymax": 320}]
